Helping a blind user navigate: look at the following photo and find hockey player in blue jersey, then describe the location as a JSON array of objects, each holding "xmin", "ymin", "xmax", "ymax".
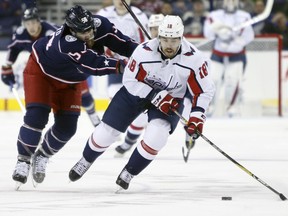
[
  {"xmin": 1, "ymin": 7, "xmax": 102, "ymax": 127},
  {"xmin": 10, "ymin": 5, "xmax": 138, "ymax": 188},
  {"xmin": 69, "ymin": 15, "xmax": 215, "ymax": 190}
]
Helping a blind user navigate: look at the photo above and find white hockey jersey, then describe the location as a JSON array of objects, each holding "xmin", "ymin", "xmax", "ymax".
[
  {"xmin": 203, "ymin": 9, "xmax": 255, "ymax": 53},
  {"xmin": 123, "ymin": 38, "xmax": 215, "ymax": 112},
  {"xmin": 97, "ymin": 5, "xmax": 149, "ymax": 44}
]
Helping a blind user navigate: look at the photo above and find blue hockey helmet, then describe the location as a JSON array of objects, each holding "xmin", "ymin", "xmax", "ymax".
[
  {"xmin": 22, "ymin": 7, "xmax": 40, "ymax": 21},
  {"xmin": 65, "ymin": 5, "xmax": 94, "ymax": 33}
]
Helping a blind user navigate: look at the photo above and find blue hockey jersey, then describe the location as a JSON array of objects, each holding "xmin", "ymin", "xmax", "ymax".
[
  {"xmin": 6, "ymin": 21, "xmax": 58, "ymax": 64},
  {"xmin": 32, "ymin": 15, "xmax": 139, "ymax": 83}
]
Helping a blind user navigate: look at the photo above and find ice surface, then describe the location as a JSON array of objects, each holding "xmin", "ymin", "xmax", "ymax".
[{"xmin": 0, "ymin": 112, "xmax": 287, "ymax": 216}]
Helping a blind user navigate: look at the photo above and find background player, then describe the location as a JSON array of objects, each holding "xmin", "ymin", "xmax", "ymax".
[
  {"xmin": 0, "ymin": 7, "xmax": 101, "ymax": 127},
  {"xmin": 69, "ymin": 15, "xmax": 215, "ymax": 190},
  {"xmin": 203, "ymin": 0, "xmax": 255, "ymax": 117},
  {"xmin": 96, "ymin": 0, "xmax": 149, "ymax": 99},
  {"xmin": 11, "ymin": 5, "xmax": 138, "ymax": 187},
  {"xmin": 114, "ymin": 13, "xmax": 164, "ymax": 156}
]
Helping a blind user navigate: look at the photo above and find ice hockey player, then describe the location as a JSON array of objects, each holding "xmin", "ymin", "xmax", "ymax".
[
  {"xmin": 69, "ymin": 15, "xmax": 215, "ymax": 190},
  {"xmin": 203, "ymin": 0, "xmax": 254, "ymax": 117},
  {"xmin": 114, "ymin": 13, "xmax": 164, "ymax": 156},
  {"xmin": 0, "ymin": 7, "xmax": 102, "ymax": 127},
  {"xmin": 11, "ymin": 5, "xmax": 138, "ymax": 188}
]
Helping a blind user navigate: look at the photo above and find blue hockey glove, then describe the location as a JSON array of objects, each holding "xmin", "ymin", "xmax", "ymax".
[
  {"xmin": 1, "ymin": 65, "xmax": 15, "ymax": 86},
  {"xmin": 116, "ymin": 59, "xmax": 127, "ymax": 74}
]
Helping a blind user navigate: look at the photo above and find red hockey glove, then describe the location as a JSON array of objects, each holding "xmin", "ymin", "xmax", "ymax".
[
  {"xmin": 151, "ymin": 90, "xmax": 179, "ymax": 115},
  {"xmin": 1, "ymin": 65, "xmax": 15, "ymax": 86},
  {"xmin": 184, "ymin": 112, "xmax": 206, "ymax": 139},
  {"xmin": 116, "ymin": 59, "xmax": 127, "ymax": 74}
]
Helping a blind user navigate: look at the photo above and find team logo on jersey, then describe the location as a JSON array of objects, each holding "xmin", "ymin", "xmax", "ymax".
[
  {"xmin": 184, "ymin": 47, "xmax": 196, "ymax": 56},
  {"xmin": 16, "ymin": 26, "xmax": 25, "ymax": 35},
  {"xmin": 94, "ymin": 18, "xmax": 101, "ymax": 28},
  {"xmin": 81, "ymin": 17, "xmax": 88, "ymax": 23},
  {"xmin": 142, "ymin": 42, "xmax": 152, "ymax": 51},
  {"xmin": 65, "ymin": 35, "xmax": 77, "ymax": 42}
]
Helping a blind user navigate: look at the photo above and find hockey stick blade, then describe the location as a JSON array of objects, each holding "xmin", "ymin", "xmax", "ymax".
[
  {"xmin": 182, "ymin": 137, "xmax": 195, "ymax": 163},
  {"xmin": 173, "ymin": 110, "xmax": 287, "ymax": 201},
  {"xmin": 182, "ymin": 147, "xmax": 189, "ymax": 163}
]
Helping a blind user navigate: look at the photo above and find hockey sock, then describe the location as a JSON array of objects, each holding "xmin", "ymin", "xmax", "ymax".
[
  {"xmin": 17, "ymin": 124, "xmax": 42, "ymax": 157},
  {"xmin": 83, "ymin": 141, "xmax": 104, "ymax": 163},
  {"xmin": 81, "ymin": 92, "xmax": 95, "ymax": 114},
  {"xmin": 41, "ymin": 114, "xmax": 78, "ymax": 156},
  {"xmin": 125, "ymin": 149, "xmax": 152, "ymax": 176}
]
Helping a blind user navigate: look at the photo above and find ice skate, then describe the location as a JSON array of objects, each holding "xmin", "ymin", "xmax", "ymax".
[
  {"xmin": 114, "ymin": 143, "xmax": 133, "ymax": 157},
  {"xmin": 32, "ymin": 150, "xmax": 49, "ymax": 184},
  {"xmin": 116, "ymin": 168, "xmax": 134, "ymax": 190},
  {"xmin": 88, "ymin": 112, "xmax": 101, "ymax": 127},
  {"xmin": 12, "ymin": 159, "xmax": 31, "ymax": 190},
  {"xmin": 69, "ymin": 157, "xmax": 92, "ymax": 182}
]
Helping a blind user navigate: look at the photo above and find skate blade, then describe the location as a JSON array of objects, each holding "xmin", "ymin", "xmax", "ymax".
[
  {"xmin": 115, "ymin": 186, "xmax": 125, "ymax": 194},
  {"xmin": 114, "ymin": 152, "xmax": 125, "ymax": 158},
  {"xmin": 14, "ymin": 182, "xmax": 23, "ymax": 191},
  {"xmin": 32, "ymin": 178, "xmax": 38, "ymax": 188}
]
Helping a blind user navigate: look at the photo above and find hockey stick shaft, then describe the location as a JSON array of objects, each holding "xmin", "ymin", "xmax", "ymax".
[
  {"xmin": 10, "ymin": 83, "xmax": 25, "ymax": 113},
  {"xmin": 174, "ymin": 110, "xmax": 287, "ymax": 201},
  {"xmin": 233, "ymin": 0, "xmax": 274, "ymax": 31},
  {"xmin": 120, "ymin": 0, "xmax": 151, "ymax": 40}
]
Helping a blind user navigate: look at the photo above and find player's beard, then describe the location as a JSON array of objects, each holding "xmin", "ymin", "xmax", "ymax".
[{"xmin": 86, "ymin": 39, "xmax": 95, "ymax": 49}]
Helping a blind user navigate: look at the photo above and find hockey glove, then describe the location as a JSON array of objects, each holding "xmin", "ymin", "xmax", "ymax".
[
  {"xmin": 116, "ymin": 59, "xmax": 127, "ymax": 74},
  {"xmin": 1, "ymin": 65, "xmax": 15, "ymax": 86},
  {"xmin": 184, "ymin": 112, "xmax": 206, "ymax": 139},
  {"xmin": 216, "ymin": 26, "xmax": 234, "ymax": 42},
  {"xmin": 151, "ymin": 90, "xmax": 179, "ymax": 115}
]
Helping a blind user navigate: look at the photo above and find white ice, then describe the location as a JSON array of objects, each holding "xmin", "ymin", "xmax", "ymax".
[{"xmin": 0, "ymin": 111, "xmax": 288, "ymax": 216}]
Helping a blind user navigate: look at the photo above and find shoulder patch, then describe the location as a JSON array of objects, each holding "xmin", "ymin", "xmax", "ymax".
[
  {"xmin": 93, "ymin": 18, "xmax": 101, "ymax": 28},
  {"xmin": 16, "ymin": 26, "xmax": 25, "ymax": 35},
  {"xmin": 45, "ymin": 30, "xmax": 55, "ymax": 36},
  {"xmin": 65, "ymin": 35, "xmax": 77, "ymax": 42}
]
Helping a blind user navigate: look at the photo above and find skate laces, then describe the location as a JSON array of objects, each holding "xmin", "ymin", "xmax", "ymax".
[
  {"xmin": 15, "ymin": 161, "xmax": 30, "ymax": 176},
  {"xmin": 34, "ymin": 155, "xmax": 49, "ymax": 174},
  {"xmin": 120, "ymin": 169, "xmax": 134, "ymax": 183},
  {"xmin": 73, "ymin": 158, "xmax": 91, "ymax": 176}
]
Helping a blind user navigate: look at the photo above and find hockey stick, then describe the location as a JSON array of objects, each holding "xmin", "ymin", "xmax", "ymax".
[
  {"xmin": 10, "ymin": 83, "xmax": 25, "ymax": 113},
  {"xmin": 120, "ymin": 0, "xmax": 151, "ymax": 39},
  {"xmin": 174, "ymin": 110, "xmax": 287, "ymax": 201},
  {"xmin": 233, "ymin": 0, "xmax": 274, "ymax": 31},
  {"xmin": 182, "ymin": 137, "xmax": 195, "ymax": 163}
]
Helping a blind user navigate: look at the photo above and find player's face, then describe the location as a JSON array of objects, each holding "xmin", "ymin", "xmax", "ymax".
[
  {"xmin": 224, "ymin": 0, "xmax": 239, "ymax": 12},
  {"xmin": 23, "ymin": 19, "xmax": 41, "ymax": 37},
  {"xmin": 159, "ymin": 36, "xmax": 181, "ymax": 58},
  {"xmin": 149, "ymin": 27, "xmax": 159, "ymax": 39},
  {"xmin": 74, "ymin": 29, "xmax": 94, "ymax": 42}
]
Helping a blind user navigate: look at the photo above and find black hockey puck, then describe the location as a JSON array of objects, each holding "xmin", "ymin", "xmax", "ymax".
[{"xmin": 221, "ymin": 196, "xmax": 232, "ymax": 200}]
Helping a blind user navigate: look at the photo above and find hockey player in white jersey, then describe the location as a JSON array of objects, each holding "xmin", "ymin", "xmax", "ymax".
[
  {"xmin": 114, "ymin": 13, "xmax": 164, "ymax": 156},
  {"xmin": 203, "ymin": 0, "xmax": 254, "ymax": 117},
  {"xmin": 97, "ymin": 0, "xmax": 149, "ymax": 98},
  {"xmin": 69, "ymin": 15, "xmax": 215, "ymax": 190}
]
